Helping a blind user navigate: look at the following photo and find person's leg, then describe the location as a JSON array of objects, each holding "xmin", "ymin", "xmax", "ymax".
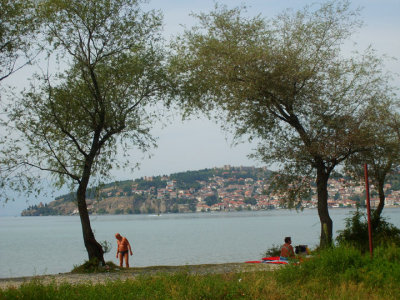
[
  {"xmin": 119, "ymin": 253, "xmax": 123, "ymax": 267},
  {"xmin": 124, "ymin": 252, "xmax": 129, "ymax": 268}
]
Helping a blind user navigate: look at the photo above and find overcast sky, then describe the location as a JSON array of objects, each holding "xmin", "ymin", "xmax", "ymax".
[
  {"xmin": 1, "ymin": 0, "xmax": 399, "ymax": 216},
  {"xmin": 116, "ymin": 0, "xmax": 400, "ymax": 179}
]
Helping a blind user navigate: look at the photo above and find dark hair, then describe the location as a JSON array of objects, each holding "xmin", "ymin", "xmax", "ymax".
[{"xmin": 284, "ymin": 237, "xmax": 291, "ymax": 243}]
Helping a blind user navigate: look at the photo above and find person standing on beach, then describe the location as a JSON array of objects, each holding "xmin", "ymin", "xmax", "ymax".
[{"xmin": 115, "ymin": 233, "xmax": 133, "ymax": 268}]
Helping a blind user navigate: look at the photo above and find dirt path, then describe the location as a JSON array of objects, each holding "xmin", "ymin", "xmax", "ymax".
[{"xmin": 0, "ymin": 263, "xmax": 280, "ymax": 289}]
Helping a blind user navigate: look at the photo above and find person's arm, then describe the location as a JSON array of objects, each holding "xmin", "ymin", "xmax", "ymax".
[
  {"xmin": 128, "ymin": 240, "xmax": 133, "ymax": 255},
  {"xmin": 116, "ymin": 241, "xmax": 119, "ymax": 258},
  {"xmin": 289, "ymin": 245, "xmax": 295, "ymax": 258}
]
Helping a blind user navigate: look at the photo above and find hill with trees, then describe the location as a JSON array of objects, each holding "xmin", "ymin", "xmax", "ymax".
[
  {"xmin": 21, "ymin": 166, "xmax": 273, "ymax": 215},
  {"xmin": 21, "ymin": 166, "xmax": 400, "ymax": 216}
]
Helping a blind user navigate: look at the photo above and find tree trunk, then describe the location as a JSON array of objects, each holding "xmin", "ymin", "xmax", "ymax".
[
  {"xmin": 373, "ymin": 178, "xmax": 385, "ymax": 221},
  {"xmin": 77, "ymin": 184, "xmax": 105, "ymax": 265},
  {"xmin": 316, "ymin": 165, "xmax": 333, "ymax": 248},
  {"xmin": 76, "ymin": 158, "xmax": 105, "ymax": 265}
]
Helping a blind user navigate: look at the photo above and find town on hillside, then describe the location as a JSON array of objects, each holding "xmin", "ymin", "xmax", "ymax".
[{"xmin": 22, "ymin": 166, "xmax": 400, "ymax": 216}]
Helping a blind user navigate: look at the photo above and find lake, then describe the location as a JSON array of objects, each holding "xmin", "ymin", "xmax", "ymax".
[{"xmin": 1, "ymin": 208, "xmax": 400, "ymax": 278}]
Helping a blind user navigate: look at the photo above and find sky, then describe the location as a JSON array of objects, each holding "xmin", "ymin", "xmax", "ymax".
[{"xmin": 1, "ymin": 0, "xmax": 399, "ymax": 216}]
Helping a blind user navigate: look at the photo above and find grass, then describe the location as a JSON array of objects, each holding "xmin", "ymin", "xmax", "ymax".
[
  {"xmin": 275, "ymin": 244, "xmax": 400, "ymax": 299},
  {"xmin": 70, "ymin": 259, "xmax": 119, "ymax": 274},
  {"xmin": 1, "ymin": 245, "xmax": 400, "ymax": 299}
]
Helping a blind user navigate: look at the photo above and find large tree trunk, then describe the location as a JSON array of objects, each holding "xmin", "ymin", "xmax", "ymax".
[
  {"xmin": 76, "ymin": 157, "xmax": 105, "ymax": 265},
  {"xmin": 316, "ymin": 165, "xmax": 333, "ymax": 248},
  {"xmin": 77, "ymin": 185, "xmax": 105, "ymax": 265}
]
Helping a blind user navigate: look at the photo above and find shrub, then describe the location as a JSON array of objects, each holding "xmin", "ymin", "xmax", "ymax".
[
  {"xmin": 275, "ymin": 244, "xmax": 400, "ymax": 289},
  {"xmin": 71, "ymin": 258, "xmax": 118, "ymax": 273},
  {"xmin": 99, "ymin": 240, "xmax": 112, "ymax": 254},
  {"xmin": 336, "ymin": 209, "xmax": 400, "ymax": 252},
  {"xmin": 276, "ymin": 246, "xmax": 366, "ymax": 284},
  {"xmin": 263, "ymin": 244, "xmax": 281, "ymax": 257}
]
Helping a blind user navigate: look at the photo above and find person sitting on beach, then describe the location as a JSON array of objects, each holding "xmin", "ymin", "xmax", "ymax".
[
  {"xmin": 280, "ymin": 236, "xmax": 295, "ymax": 259},
  {"xmin": 115, "ymin": 233, "xmax": 133, "ymax": 268}
]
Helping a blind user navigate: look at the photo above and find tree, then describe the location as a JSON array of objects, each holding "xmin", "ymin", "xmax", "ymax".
[
  {"xmin": 334, "ymin": 192, "xmax": 340, "ymax": 201},
  {"xmin": 0, "ymin": 0, "xmax": 41, "ymax": 202},
  {"xmin": 244, "ymin": 197, "xmax": 257, "ymax": 205},
  {"xmin": 345, "ymin": 102, "xmax": 400, "ymax": 219},
  {"xmin": 204, "ymin": 194, "xmax": 218, "ymax": 206},
  {"xmin": 0, "ymin": 0, "xmax": 38, "ymax": 82},
  {"xmin": 5, "ymin": 0, "xmax": 170, "ymax": 264},
  {"xmin": 170, "ymin": 1, "xmax": 395, "ymax": 247}
]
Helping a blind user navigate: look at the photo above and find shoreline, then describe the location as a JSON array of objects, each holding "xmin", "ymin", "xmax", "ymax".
[
  {"xmin": 0, "ymin": 263, "xmax": 279, "ymax": 289},
  {"xmin": 4, "ymin": 206, "xmax": 400, "ymax": 218}
]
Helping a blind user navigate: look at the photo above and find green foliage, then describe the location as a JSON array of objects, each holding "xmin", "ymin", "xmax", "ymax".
[
  {"xmin": 170, "ymin": 168, "xmax": 214, "ymax": 181},
  {"xmin": 99, "ymin": 240, "xmax": 112, "ymax": 254},
  {"xmin": 22, "ymin": 166, "xmax": 274, "ymax": 216},
  {"xmin": 96, "ymin": 208, "xmax": 108, "ymax": 215},
  {"xmin": 349, "ymin": 194, "xmax": 362, "ymax": 203},
  {"xmin": 71, "ymin": 258, "xmax": 118, "ymax": 274},
  {"xmin": 2, "ymin": 256, "xmax": 400, "ymax": 299},
  {"xmin": 244, "ymin": 198, "xmax": 257, "ymax": 205},
  {"xmin": 0, "ymin": 272, "xmax": 259, "ymax": 299},
  {"xmin": 146, "ymin": 207, "xmax": 155, "ymax": 214},
  {"xmin": 136, "ymin": 177, "xmax": 166, "ymax": 190},
  {"xmin": 204, "ymin": 194, "xmax": 218, "ymax": 206},
  {"xmin": 0, "ymin": 0, "xmax": 39, "ymax": 81},
  {"xmin": 171, "ymin": 0, "xmax": 396, "ymax": 247},
  {"xmin": 344, "ymin": 104, "xmax": 400, "ymax": 215},
  {"xmin": 170, "ymin": 169, "xmax": 214, "ymax": 190},
  {"xmin": 276, "ymin": 245, "xmax": 400, "ymax": 290},
  {"xmin": 263, "ymin": 244, "xmax": 281, "ymax": 257},
  {"xmin": 114, "ymin": 208, "xmax": 124, "ymax": 215},
  {"xmin": 336, "ymin": 209, "xmax": 400, "ymax": 252},
  {"xmin": 21, "ymin": 203, "xmax": 59, "ymax": 216},
  {"xmin": 170, "ymin": 204, "xmax": 179, "ymax": 213},
  {"xmin": 5, "ymin": 0, "xmax": 170, "ymax": 193},
  {"xmin": 4, "ymin": 0, "xmax": 171, "ymax": 262},
  {"xmin": 170, "ymin": 0, "xmax": 383, "ymax": 181}
]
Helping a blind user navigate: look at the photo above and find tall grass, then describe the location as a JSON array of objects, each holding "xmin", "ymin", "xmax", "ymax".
[
  {"xmin": 0, "ymin": 272, "xmax": 280, "ymax": 300},
  {"xmin": 1, "ymin": 246, "xmax": 400, "ymax": 299},
  {"xmin": 275, "ymin": 244, "xmax": 400, "ymax": 298},
  {"xmin": 336, "ymin": 209, "xmax": 400, "ymax": 252}
]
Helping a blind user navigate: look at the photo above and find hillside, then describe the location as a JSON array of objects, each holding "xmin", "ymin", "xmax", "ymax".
[
  {"xmin": 21, "ymin": 166, "xmax": 273, "ymax": 216},
  {"xmin": 21, "ymin": 166, "xmax": 400, "ymax": 216}
]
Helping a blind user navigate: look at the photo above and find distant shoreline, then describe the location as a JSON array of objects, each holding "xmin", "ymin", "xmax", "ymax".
[
  {"xmin": 2, "ymin": 205, "xmax": 399, "ymax": 218},
  {"xmin": 2, "ymin": 206, "xmax": 400, "ymax": 218}
]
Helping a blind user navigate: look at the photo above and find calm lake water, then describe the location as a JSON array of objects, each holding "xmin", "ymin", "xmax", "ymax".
[{"xmin": 1, "ymin": 208, "xmax": 400, "ymax": 278}]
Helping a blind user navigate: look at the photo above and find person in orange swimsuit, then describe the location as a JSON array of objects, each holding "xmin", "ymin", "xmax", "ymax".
[
  {"xmin": 115, "ymin": 233, "xmax": 133, "ymax": 268},
  {"xmin": 280, "ymin": 236, "xmax": 295, "ymax": 259}
]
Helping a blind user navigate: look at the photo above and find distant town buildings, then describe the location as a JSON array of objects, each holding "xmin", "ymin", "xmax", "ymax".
[
  {"xmin": 114, "ymin": 166, "xmax": 400, "ymax": 213},
  {"xmin": 22, "ymin": 165, "xmax": 400, "ymax": 216}
]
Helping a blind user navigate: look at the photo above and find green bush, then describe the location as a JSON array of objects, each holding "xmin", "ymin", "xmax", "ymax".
[
  {"xmin": 263, "ymin": 244, "xmax": 281, "ymax": 257},
  {"xmin": 71, "ymin": 258, "xmax": 118, "ymax": 274},
  {"xmin": 336, "ymin": 209, "xmax": 400, "ymax": 252},
  {"xmin": 276, "ymin": 246, "xmax": 364, "ymax": 284},
  {"xmin": 99, "ymin": 240, "xmax": 112, "ymax": 254},
  {"xmin": 275, "ymin": 244, "xmax": 400, "ymax": 289}
]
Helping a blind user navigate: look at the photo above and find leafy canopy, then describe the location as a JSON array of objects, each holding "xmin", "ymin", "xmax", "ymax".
[
  {"xmin": 4, "ymin": 0, "xmax": 170, "ymax": 193},
  {"xmin": 170, "ymin": 0, "xmax": 395, "ymax": 206},
  {"xmin": 0, "ymin": 0, "xmax": 38, "ymax": 81}
]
